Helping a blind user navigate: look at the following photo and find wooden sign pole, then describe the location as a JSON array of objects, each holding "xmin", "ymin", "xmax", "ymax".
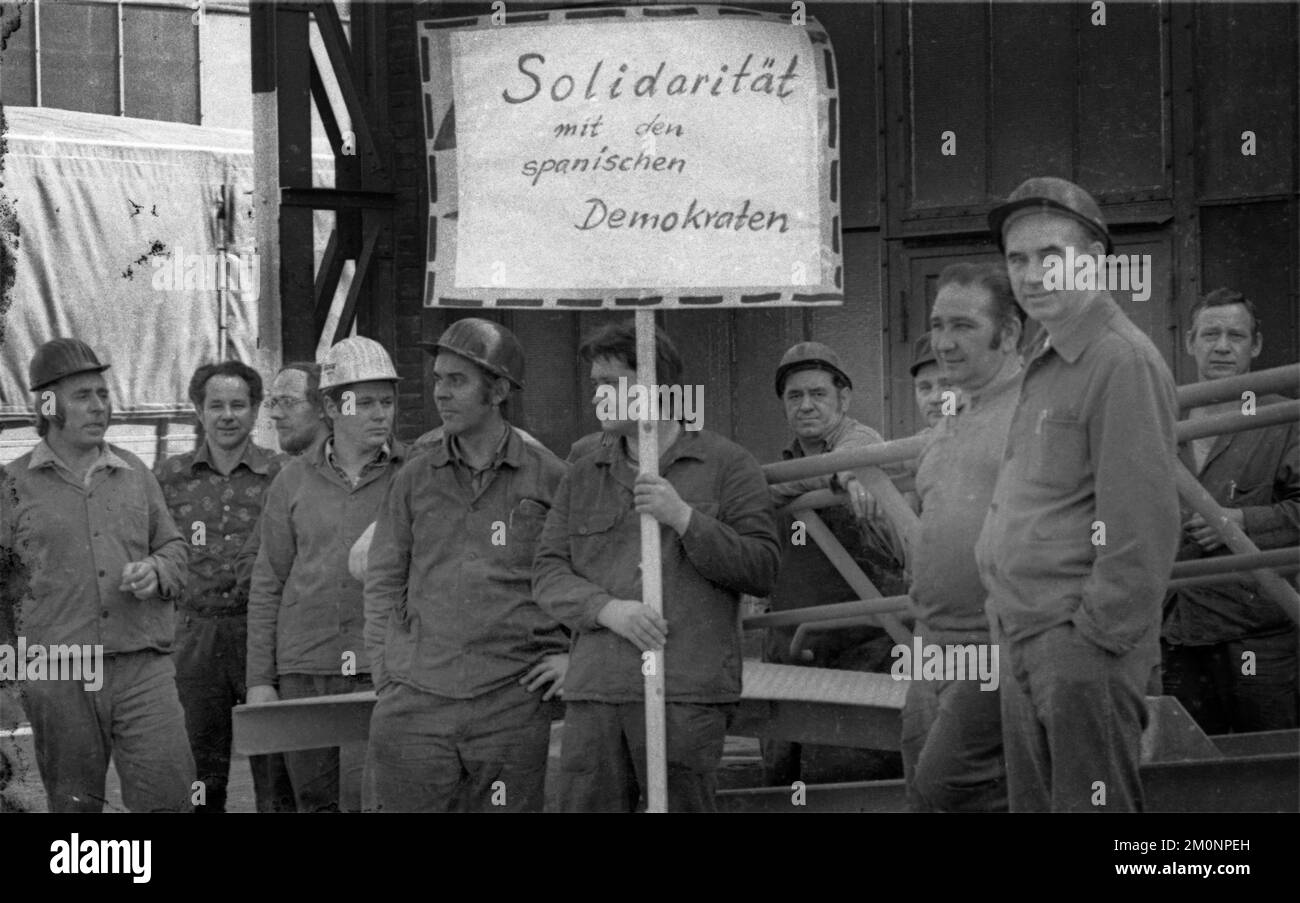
[{"xmin": 634, "ymin": 308, "xmax": 668, "ymax": 813}]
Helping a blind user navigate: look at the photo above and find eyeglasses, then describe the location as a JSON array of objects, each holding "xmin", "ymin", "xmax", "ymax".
[{"xmin": 262, "ymin": 396, "xmax": 308, "ymax": 412}]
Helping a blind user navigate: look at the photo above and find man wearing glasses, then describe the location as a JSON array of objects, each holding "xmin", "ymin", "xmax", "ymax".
[{"xmin": 234, "ymin": 362, "xmax": 331, "ymax": 811}]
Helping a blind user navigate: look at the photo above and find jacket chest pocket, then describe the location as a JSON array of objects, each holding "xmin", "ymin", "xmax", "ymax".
[
  {"xmin": 504, "ymin": 498, "xmax": 549, "ymax": 568},
  {"xmin": 1028, "ymin": 414, "xmax": 1088, "ymax": 490},
  {"xmin": 569, "ymin": 508, "xmax": 624, "ymax": 569}
]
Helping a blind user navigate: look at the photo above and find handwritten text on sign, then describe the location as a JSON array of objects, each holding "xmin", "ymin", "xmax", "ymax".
[{"xmin": 445, "ymin": 16, "xmax": 833, "ymax": 298}]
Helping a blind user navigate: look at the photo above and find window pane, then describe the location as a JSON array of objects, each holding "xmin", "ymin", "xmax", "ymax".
[
  {"xmin": 40, "ymin": 1, "xmax": 118, "ymax": 115},
  {"xmin": 0, "ymin": 7, "xmax": 37, "ymax": 107},
  {"xmin": 124, "ymin": 6, "xmax": 197, "ymax": 123}
]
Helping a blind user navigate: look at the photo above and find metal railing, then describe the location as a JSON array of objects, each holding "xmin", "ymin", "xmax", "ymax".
[{"xmin": 751, "ymin": 363, "xmax": 1300, "ymax": 660}]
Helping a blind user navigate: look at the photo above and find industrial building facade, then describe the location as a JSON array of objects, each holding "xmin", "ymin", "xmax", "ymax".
[{"xmin": 3, "ymin": 0, "xmax": 1297, "ymax": 463}]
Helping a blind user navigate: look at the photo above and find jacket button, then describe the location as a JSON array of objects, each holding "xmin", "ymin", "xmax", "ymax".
[
  {"xmin": 579, "ymin": 526, "xmax": 588, "ymax": 535},
  {"xmin": 102, "ymin": 610, "xmax": 110, "ymax": 619},
  {"xmin": 98, "ymin": 569, "xmax": 106, "ymax": 577}
]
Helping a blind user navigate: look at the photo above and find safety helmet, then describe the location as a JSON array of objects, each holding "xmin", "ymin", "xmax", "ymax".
[
  {"xmin": 318, "ymin": 336, "xmax": 400, "ymax": 390},
  {"xmin": 988, "ymin": 176, "xmax": 1112, "ymax": 254},
  {"xmin": 775, "ymin": 341, "xmax": 852, "ymax": 396},
  {"xmin": 909, "ymin": 333, "xmax": 938, "ymax": 378},
  {"xmin": 29, "ymin": 338, "xmax": 110, "ymax": 391},
  {"xmin": 425, "ymin": 318, "xmax": 525, "ymax": 389}
]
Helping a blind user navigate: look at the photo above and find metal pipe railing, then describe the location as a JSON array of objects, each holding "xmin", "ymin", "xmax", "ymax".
[
  {"xmin": 1176, "ymin": 364, "xmax": 1300, "ymax": 409},
  {"xmin": 1170, "ymin": 547, "xmax": 1300, "ymax": 580},
  {"xmin": 744, "ymin": 595, "xmax": 913, "ymax": 630},
  {"xmin": 755, "ymin": 364, "xmax": 1300, "ymax": 642},
  {"xmin": 1177, "ymin": 401, "xmax": 1300, "ymax": 443},
  {"xmin": 1173, "ymin": 468, "xmax": 1300, "ymax": 624}
]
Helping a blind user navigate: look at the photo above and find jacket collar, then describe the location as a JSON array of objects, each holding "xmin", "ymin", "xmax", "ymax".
[
  {"xmin": 426, "ymin": 424, "xmax": 525, "ymax": 470},
  {"xmin": 30, "ymin": 439, "xmax": 129, "ymax": 474},
  {"xmin": 596, "ymin": 425, "xmax": 706, "ymax": 470},
  {"xmin": 1039, "ymin": 292, "xmax": 1120, "ymax": 365},
  {"xmin": 963, "ymin": 361, "xmax": 1023, "ymax": 412}
]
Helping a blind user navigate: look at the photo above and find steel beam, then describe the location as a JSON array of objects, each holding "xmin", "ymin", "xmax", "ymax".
[
  {"xmin": 716, "ymin": 753, "xmax": 1300, "ymax": 813},
  {"xmin": 281, "ymin": 187, "xmax": 396, "ymax": 210},
  {"xmin": 234, "ymin": 662, "xmax": 908, "ymax": 756}
]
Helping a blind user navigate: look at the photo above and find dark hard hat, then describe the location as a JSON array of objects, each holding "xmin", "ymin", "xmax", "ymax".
[
  {"xmin": 909, "ymin": 333, "xmax": 938, "ymax": 377},
  {"xmin": 29, "ymin": 338, "xmax": 110, "ymax": 391},
  {"xmin": 775, "ymin": 341, "xmax": 852, "ymax": 396},
  {"xmin": 988, "ymin": 176, "xmax": 1113, "ymax": 254},
  {"xmin": 424, "ymin": 318, "xmax": 525, "ymax": 389}
]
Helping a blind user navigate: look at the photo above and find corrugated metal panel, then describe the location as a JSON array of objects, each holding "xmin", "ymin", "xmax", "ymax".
[
  {"xmin": 989, "ymin": 2, "xmax": 1073, "ymax": 197},
  {"xmin": 907, "ymin": 1, "xmax": 987, "ymax": 209},
  {"xmin": 808, "ymin": 231, "xmax": 885, "ymax": 433},
  {"xmin": 1195, "ymin": 3, "xmax": 1298, "ymax": 200},
  {"xmin": 1077, "ymin": 1, "xmax": 1167, "ymax": 197}
]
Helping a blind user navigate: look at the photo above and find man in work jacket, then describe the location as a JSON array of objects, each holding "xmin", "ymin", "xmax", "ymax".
[
  {"xmin": 1, "ymin": 338, "xmax": 193, "ymax": 812},
  {"xmin": 534, "ymin": 321, "xmax": 780, "ymax": 812},
  {"xmin": 246, "ymin": 336, "xmax": 406, "ymax": 812},
  {"xmin": 1162, "ymin": 288, "xmax": 1299, "ymax": 733},
  {"xmin": 976, "ymin": 177, "xmax": 1180, "ymax": 812},
  {"xmin": 364, "ymin": 318, "xmax": 569, "ymax": 813},
  {"xmin": 763, "ymin": 341, "xmax": 906, "ymax": 786}
]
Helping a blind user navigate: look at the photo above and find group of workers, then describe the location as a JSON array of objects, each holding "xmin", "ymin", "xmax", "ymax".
[{"xmin": 1, "ymin": 175, "xmax": 1295, "ymax": 814}]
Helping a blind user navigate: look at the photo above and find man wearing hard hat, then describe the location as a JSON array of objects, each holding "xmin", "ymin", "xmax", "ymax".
[
  {"xmin": 976, "ymin": 177, "xmax": 1179, "ymax": 812},
  {"xmin": 246, "ymin": 336, "xmax": 407, "ymax": 812},
  {"xmin": 762, "ymin": 341, "xmax": 908, "ymax": 785},
  {"xmin": 363, "ymin": 318, "xmax": 569, "ymax": 812},
  {"xmin": 0, "ymin": 338, "xmax": 194, "ymax": 811}
]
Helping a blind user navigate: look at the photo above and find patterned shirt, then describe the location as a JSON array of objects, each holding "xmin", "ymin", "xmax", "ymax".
[{"xmin": 155, "ymin": 442, "xmax": 283, "ymax": 611}]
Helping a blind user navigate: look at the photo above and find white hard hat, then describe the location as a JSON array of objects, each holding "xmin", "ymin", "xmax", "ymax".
[{"xmin": 319, "ymin": 336, "xmax": 400, "ymax": 390}]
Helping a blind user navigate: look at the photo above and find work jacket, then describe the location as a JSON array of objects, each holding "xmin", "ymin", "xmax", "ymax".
[
  {"xmin": 247, "ymin": 440, "xmax": 406, "ymax": 687},
  {"xmin": 1164, "ymin": 393, "xmax": 1300, "ymax": 645},
  {"xmin": 0, "ymin": 442, "xmax": 188, "ymax": 653},
  {"xmin": 364, "ymin": 428, "xmax": 569, "ymax": 697},
  {"xmin": 976, "ymin": 293, "xmax": 1181, "ymax": 656},
  {"xmin": 533, "ymin": 429, "xmax": 780, "ymax": 703}
]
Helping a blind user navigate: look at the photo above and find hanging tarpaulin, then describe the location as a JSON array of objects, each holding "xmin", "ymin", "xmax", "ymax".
[{"xmin": 418, "ymin": 4, "xmax": 841, "ymax": 308}]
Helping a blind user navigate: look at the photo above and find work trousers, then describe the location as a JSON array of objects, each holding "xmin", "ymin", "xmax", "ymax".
[
  {"xmin": 558, "ymin": 700, "xmax": 734, "ymax": 813},
  {"xmin": 1162, "ymin": 630, "xmax": 1299, "ymax": 735},
  {"xmin": 999, "ymin": 622, "xmax": 1153, "ymax": 812},
  {"xmin": 174, "ymin": 610, "xmax": 295, "ymax": 812},
  {"xmin": 900, "ymin": 674, "xmax": 1007, "ymax": 812},
  {"xmin": 278, "ymin": 672, "xmax": 371, "ymax": 812},
  {"xmin": 366, "ymin": 680, "xmax": 557, "ymax": 813},
  {"xmin": 20, "ymin": 650, "xmax": 194, "ymax": 813}
]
